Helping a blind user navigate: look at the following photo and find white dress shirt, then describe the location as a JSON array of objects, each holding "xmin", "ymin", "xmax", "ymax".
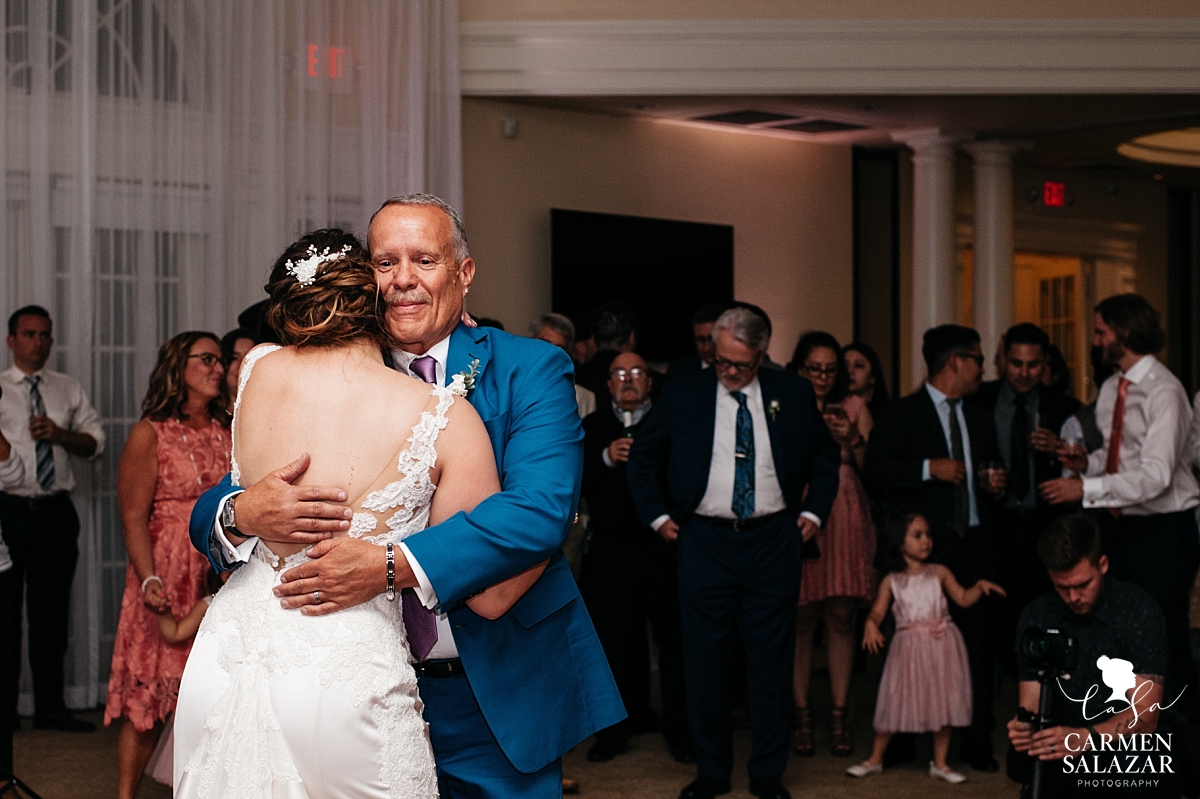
[
  {"xmin": 921, "ymin": 382, "xmax": 980, "ymax": 528},
  {"xmin": 0, "ymin": 365, "xmax": 105, "ymax": 496},
  {"xmin": 1082, "ymin": 355, "xmax": 1199, "ymax": 514},
  {"xmin": 0, "ymin": 451, "xmax": 26, "ymax": 573}
]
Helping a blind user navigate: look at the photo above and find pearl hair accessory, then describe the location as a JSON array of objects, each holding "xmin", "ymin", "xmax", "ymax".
[{"xmin": 285, "ymin": 244, "xmax": 352, "ymax": 286}]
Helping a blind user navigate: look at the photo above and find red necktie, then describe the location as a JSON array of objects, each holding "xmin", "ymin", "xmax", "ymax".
[{"xmin": 1104, "ymin": 377, "xmax": 1131, "ymax": 518}]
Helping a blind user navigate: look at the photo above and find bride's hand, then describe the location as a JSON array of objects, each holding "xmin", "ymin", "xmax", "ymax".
[
  {"xmin": 234, "ymin": 454, "xmax": 353, "ymax": 544},
  {"xmin": 275, "ymin": 537, "xmax": 416, "ymax": 615}
]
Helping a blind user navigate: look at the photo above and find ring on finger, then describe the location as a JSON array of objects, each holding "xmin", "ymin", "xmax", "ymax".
[{"xmin": 313, "ymin": 590, "xmax": 321, "ymax": 604}]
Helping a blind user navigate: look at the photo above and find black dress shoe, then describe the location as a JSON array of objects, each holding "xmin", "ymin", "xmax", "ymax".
[
  {"xmin": 679, "ymin": 776, "xmax": 731, "ymax": 799},
  {"xmin": 586, "ymin": 737, "xmax": 626, "ymax": 762},
  {"xmin": 968, "ymin": 755, "xmax": 1000, "ymax": 773},
  {"xmin": 668, "ymin": 740, "xmax": 697, "ymax": 764},
  {"xmin": 748, "ymin": 777, "xmax": 792, "ymax": 799},
  {"xmin": 32, "ymin": 710, "xmax": 95, "ymax": 733}
]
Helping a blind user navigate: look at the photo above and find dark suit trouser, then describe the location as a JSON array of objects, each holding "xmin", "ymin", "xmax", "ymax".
[
  {"xmin": 993, "ymin": 506, "xmax": 1058, "ymax": 673},
  {"xmin": 0, "ymin": 567, "xmax": 16, "ymax": 775},
  {"xmin": 0, "ymin": 493, "xmax": 80, "ymax": 718},
  {"xmin": 936, "ymin": 524, "xmax": 997, "ymax": 761},
  {"xmin": 582, "ymin": 532, "xmax": 689, "ymax": 747},
  {"xmin": 1097, "ymin": 508, "xmax": 1200, "ymax": 720},
  {"xmin": 677, "ymin": 513, "xmax": 799, "ymax": 781}
]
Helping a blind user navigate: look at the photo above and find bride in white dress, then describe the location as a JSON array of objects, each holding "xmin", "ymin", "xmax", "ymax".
[{"xmin": 173, "ymin": 229, "xmax": 531, "ymax": 799}]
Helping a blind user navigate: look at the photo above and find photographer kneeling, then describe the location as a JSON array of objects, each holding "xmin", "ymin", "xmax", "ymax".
[{"xmin": 1007, "ymin": 515, "xmax": 1191, "ymax": 798}]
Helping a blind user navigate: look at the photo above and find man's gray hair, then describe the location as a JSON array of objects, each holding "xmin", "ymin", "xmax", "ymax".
[
  {"xmin": 713, "ymin": 307, "xmax": 770, "ymax": 352},
  {"xmin": 369, "ymin": 193, "xmax": 470, "ymax": 263},
  {"xmin": 528, "ymin": 312, "xmax": 575, "ymax": 350}
]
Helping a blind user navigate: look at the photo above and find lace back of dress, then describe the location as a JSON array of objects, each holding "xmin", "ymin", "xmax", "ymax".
[
  {"xmin": 229, "ymin": 344, "xmax": 282, "ymax": 488},
  {"xmin": 352, "ymin": 387, "xmax": 455, "ymax": 546}
]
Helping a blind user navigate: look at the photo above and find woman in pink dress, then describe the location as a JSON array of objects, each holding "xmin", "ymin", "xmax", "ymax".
[
  {"xmin": 788, "ymin": 331, "xmax": 877, "ymax": 757},
  {"xmin": 104, "ymin": 331, "xmax": 230, "ymax": 799}
]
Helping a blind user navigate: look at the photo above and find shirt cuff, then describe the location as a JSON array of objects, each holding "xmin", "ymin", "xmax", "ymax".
[
  {"xmin": 602, "ymin": 447, "xmax": 616, "ymax": 469},
  {"xmin": 399, "ymin": 542, "xmax": 439, "ymax": 610},
  {"xmin": 212, "ymin": 493, "xmax": 256, "ymax": 565},
  {"xmin": 800, "ymin": 511, "xmax": 822, "ymax": 528},
  {"xmin": 922, "ymin": 459, "xmax": 931, "ymax": 481},
  {"xmin": 1081, "ymin": 476, "xmax": 1118, "ymax": 508},
  {"xmin": 650, "ymin": 514, "xmax": 671, "ymax": 532}
]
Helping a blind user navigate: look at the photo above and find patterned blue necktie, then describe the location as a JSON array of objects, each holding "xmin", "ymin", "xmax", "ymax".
[
  {"xmin": 731, "ymin": 390, "xmax": 755, "ymax": 521},
  {"xmin": 26, "ymin": 376, "xmax": 55, "ymax": 491}
]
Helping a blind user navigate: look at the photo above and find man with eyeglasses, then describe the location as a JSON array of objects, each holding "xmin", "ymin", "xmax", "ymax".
[
  {"xmin": 580, "ymin": 352, "xmax": 692, "ymax": 766},
  {"xmin": 0, "ymin": 305, "xmax": 104, "ymax": 734},
  {"xmin": 628, "ymin": 307, "xmax": 840, "ymax": 799},
  {"xmin": 863, "ymin": 324, "xmax": 1007, "ymax": 772}
]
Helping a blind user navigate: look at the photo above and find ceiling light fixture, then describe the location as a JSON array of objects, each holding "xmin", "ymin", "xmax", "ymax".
[{"xmin": 1116, "ymin": 128, "xmax": 1200, "ymax": 168}]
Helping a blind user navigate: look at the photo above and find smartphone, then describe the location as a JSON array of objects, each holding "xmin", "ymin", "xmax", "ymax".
[{"xmin": 823, "ymin": 403, "xmax": 846, "ymax": 421}]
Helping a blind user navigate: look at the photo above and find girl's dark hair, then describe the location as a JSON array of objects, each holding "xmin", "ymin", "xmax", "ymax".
[
  {"xmin": 880, "ymin": 511, "xmax": 926, "ymax": 574},
  {"xmin": 843, "ymin": 341, "xmax": 890, "ymax": 414},
  {"xmin": 1043, "ymin": 343, "xmax": 1073, "ymax": 396},
  {"xmin": 220, "ymin": 327, "xmax": 256, "ymax": 363},
  {"xmin": 264, "ymin": 228, "xmax": 389, "ymax": 349},
  {"xmin": 788, "ymin": 330, "xmax": 848, "ymax": 402},
  {"xmin": 142, "ymin": 331, "xmax": 230, "ymax": 424}
]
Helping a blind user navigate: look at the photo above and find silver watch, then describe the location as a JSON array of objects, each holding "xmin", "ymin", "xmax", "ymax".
[{"xmin": 221, "ymin": 493, "xmax": 238, "ymax": 533}]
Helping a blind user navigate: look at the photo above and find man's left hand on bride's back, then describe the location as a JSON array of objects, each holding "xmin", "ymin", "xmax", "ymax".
[
  {"xmin": 275, "ymin": 536, "xmax": 415, "ymax": 615},
  {"xmin": 231, "ymin": 453, "xmax": 353, "ymax": 545}
]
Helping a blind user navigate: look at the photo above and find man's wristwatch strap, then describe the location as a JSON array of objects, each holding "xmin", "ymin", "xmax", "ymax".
[{"xmin": 221, "ymin": 492, "xmax": 239, "ymax": 534}]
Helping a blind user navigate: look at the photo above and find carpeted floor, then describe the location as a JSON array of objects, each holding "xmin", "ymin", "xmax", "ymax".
[{"xmin": 11, "ymin": 672, "xmax": 1022, "ymax": 798}]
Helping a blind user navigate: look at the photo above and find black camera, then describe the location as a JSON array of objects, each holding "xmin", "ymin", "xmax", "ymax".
[{"xmin": 1020, "ymin": 626, "xmax": 1078, "ymax": 676}]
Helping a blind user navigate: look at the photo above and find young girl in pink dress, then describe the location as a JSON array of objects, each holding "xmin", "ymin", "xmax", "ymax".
[{"xmin": 846, "ymin": 512, "xmax": 1005, "ymax": 784}]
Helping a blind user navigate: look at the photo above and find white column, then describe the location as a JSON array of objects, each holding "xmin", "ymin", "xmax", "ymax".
[
  {"xmin": 964, "ymin": 141, "xmax": 1018, "ymax": 377},
  {"xmin": 892, "ymin": 129, "xmax": 960, "ymax": 386}
]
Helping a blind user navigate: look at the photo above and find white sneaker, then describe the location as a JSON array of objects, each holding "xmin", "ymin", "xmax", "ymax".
[
  {"xmin": 846, "ymin": 761, "xmax": 883, "ymax": 778},
  {"xmin": 928, "ymin": 761, "xmax": 967, "ymax": 784}
]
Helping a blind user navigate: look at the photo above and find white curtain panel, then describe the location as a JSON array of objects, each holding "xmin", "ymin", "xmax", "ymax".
[{"xmin": 2, "ymin": 0, "xmax": 461, "ymax": 713}]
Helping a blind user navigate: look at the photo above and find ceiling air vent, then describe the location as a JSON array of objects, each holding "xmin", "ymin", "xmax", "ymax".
[
  {"xmin": 693, "ymin": 110, "xmax": 795, "ymax": 126},
  {"xmin": 772, "ymin": 119, "xmax": 866, "ymax": 134}
]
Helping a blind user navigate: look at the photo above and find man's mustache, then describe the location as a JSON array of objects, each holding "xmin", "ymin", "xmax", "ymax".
[{"xmin": 385, "ymin": 290, "xmax": 431, "ymax": 306}]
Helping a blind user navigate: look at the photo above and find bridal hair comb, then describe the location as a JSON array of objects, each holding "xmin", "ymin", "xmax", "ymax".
[{"xmin": 285, "ymin": 244, "xmax": 352, "ymax": 286}]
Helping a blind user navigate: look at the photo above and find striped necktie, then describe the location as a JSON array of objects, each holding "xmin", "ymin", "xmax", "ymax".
[{"xmin": 26, "ymin": 376, "xmax": 56, "ymax": 491}]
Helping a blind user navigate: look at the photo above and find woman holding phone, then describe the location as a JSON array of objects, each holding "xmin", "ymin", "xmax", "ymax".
[{"xmin": 787, "ymin": 332, "xmax": 877, "ymax": 758}]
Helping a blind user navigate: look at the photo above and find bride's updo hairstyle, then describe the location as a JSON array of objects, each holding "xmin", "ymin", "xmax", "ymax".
[{"xmin": 264, "ymin": 228, "xmax": 389, "ymax": 349}]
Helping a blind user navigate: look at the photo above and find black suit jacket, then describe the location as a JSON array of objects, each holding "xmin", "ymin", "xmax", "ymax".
[
  {"xmin": 969, "ymin": 380, "xmax": 1082, "ymax": 489},
  {"xmin": 862, "ymin": 385, "xmax": 1003, "ymax": 543},
  {"xmin": 582, "ymin": 408, "xmax": 650, "ymax": 539},
  {"xmin": 625, "ymin": 367, "xmax": 841, "ymax": 533}
]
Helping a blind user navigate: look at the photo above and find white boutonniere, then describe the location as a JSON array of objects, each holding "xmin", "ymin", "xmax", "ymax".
[
  {"xmin": 768, "ymin": 399, "xmax": 781, "ymax": 421},
  {"xmin": 449, "ymin": 359, "xmax": 481, "ymax": 397}
]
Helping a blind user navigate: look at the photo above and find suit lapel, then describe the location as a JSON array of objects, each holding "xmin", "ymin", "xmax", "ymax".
[
  {"xmin": 447, "ymin": 322, "xmax": 493, "ymax": 409},
  {"xmin": 696, "ymin": 368, "xmax": 719, "ymax": 482},
  {"xmin": 758, "ymin": 370, "xmax": 788, "ymax": 480},
  {"xmin": 916, "ymin": 387, "xmax": 952, "ymax": 459}
]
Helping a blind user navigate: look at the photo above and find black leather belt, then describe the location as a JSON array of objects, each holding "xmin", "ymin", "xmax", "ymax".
[
  {"xmin": 413, "ymin": 658, "xmax": 464, "ymax": 679},
  {"xmin": 0, "ymin": 491, "xmax": 69, "ymax": 511},
  {"xmin": 695, "ymin": 511, "xmax": 786, "ymax": 532}
]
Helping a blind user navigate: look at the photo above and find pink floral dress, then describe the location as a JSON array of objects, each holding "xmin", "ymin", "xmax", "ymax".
[{"xmin": 104, "ymin": 417, "xmax": 229, "ymax": 731}]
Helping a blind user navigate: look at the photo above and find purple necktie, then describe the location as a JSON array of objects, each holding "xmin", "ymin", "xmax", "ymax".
[{"xmin": 402, "ymin": 354, "xmax": 440, "ymax": 660}]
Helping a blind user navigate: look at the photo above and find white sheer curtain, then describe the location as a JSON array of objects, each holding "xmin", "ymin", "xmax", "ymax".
[{"xmin": 2, "ymin": 0, "xmax": 461, "ymax": 713}]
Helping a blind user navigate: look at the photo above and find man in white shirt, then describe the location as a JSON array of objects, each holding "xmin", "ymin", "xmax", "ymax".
[
  {"xmin": 1040, "ymin": 293, "xmax": 1199, "ymax": 718},
  {"xmin": 0, "ymin": 306, "xmax": 104, "ymax": 735},
  {"xmin": 627, "ymin": 308, "xmax": 840, "ymax": 799}
]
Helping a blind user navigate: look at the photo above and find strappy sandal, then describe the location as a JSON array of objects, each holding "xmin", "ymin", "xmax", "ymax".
[
  {"xmin": 792, "ymin": 707, "xmax": 815, "ymax": 756},
  {"xmin": 829, "ymin": 706, "xmax": 853, "ymax": 757}
]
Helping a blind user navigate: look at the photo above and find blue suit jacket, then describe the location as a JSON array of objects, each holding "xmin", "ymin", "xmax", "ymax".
[
  {"xmin": 189, "ymin": 323, "xmax": 624, "ymax": 773},
  {"xmin": 625, "ymin": 367, "xmax": 841, "ymax": 534}
]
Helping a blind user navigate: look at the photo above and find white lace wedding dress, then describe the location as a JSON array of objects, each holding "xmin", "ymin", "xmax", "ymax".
[{"xmin": 174, "ymin": 345, "xmax": 447, "ymax": 799}]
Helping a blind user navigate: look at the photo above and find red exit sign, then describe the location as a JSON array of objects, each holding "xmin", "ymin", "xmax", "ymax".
[
  {"xmin": 1043, "ymin": 180, "xmax": 1067, "ymax": 207},
  {"xmin": 308, "ymin": 44, "xmax": 348, "ymax": 79}
]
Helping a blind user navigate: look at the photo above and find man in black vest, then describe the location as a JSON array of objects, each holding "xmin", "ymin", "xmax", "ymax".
[{"xmin": 581, "ymin": 351, "xmax": 691, "ymax": 765}]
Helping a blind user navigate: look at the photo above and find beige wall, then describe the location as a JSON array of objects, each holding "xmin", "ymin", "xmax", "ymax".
[
  {"xmin": 461, "ymin": 98, "xmax": 853, "ymax": 363},
  {"xmin": 461, "ymin": 0, "xmax": 1200, "ymax": 22}
]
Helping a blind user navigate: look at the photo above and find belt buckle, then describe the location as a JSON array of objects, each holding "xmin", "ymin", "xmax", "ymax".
[{"xmin": 732, "ymin": 518, "xmax": 741, "ymax": 532}]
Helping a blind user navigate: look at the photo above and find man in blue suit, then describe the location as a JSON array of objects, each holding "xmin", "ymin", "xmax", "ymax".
[
  {"xmin": 189, "ymin": 195, "xmax": 624, "ymax": 798},
  {"xmin": 627, "ymin": 307, "xmax": 840, "ymax": 799}
]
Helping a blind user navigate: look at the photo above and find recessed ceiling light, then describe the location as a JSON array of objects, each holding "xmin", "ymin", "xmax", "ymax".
[{"xmin": 1117, "ymin": 128, "xmax": 1200, "ymax": 168}]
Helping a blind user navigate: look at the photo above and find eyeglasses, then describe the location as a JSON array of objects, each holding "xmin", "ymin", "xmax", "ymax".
[
  {"xmin": 803, "ymin": 363, "xmax": 838, "ymax": 378},
  {"xmin": 609, "ymin": 368, "xmax": 646, "ymax": 382},
  {"xmin": 954, "ymin": 351, "xmax": 985, "ymax": 367},
  {"xmin": 714, "ymin": 355, "xmax": 761, "ymax": 374},
  {"xmin": 188, "ymin": 353, "xmax": 222, "ymax": 367}
]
